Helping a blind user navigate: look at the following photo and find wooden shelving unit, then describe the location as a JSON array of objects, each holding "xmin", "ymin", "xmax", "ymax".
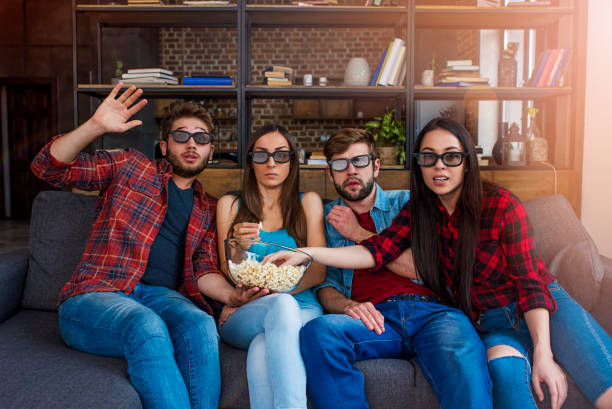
[{"xmin": 72, "ymin": 1, "xmax": 586, "ymax": 211}]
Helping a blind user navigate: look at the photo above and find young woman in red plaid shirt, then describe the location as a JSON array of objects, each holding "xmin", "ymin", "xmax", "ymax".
[{"xmin": 267, "ymin": 117, "xmax": 612, "ymax": 409}]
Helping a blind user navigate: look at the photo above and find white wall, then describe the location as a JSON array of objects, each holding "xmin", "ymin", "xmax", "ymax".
[{"xmin": 583, "ymin": 0, "xmax": 612, "ymax": 258}]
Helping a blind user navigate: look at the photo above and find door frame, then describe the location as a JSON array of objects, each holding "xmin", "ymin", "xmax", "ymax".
[{"xmin": 0, "ymin": 77, "xmax": 58, "ymax": 218}]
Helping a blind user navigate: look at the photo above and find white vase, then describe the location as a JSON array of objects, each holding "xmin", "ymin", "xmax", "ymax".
[{"xmin": 344, "ymin": 58, "xmax": 371, "ymax": 86}]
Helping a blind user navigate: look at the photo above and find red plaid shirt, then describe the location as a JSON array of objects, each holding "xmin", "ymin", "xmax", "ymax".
[
  {"xmin": 30, "ymin": 135, "xmax": 221, "ymax": 315},
  {"xmin": 361, "ymin": 186, "xmax": 556, "ymax": 317}
]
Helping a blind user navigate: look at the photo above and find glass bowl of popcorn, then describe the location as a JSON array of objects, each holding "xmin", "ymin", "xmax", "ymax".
[{"xmin": 224, "ymin": 238, "xmax": 312, "ymax": 292}]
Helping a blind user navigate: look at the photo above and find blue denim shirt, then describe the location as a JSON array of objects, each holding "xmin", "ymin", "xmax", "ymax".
[{"xmin": 315, "ymin": 184, "xmax": 410, "ymax": 299}]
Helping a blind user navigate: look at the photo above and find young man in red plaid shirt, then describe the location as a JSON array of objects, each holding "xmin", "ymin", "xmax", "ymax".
[{"xmin": 31, "ymin": 83, "xmax": 266, "ymax": 409}]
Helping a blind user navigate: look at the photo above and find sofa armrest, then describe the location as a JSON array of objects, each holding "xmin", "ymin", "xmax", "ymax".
[
  {"xmin": 591, "ymin": 255, "xmax": 612, "ymax": 335},
  {"xmin": 0, "ymin": 248, "xmax": 29, "ymax": 323}
]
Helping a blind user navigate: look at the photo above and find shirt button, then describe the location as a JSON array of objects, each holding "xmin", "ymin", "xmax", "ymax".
[{"xmin": 346, "ymin": 286, "xmax": 350, "ymax": 290}]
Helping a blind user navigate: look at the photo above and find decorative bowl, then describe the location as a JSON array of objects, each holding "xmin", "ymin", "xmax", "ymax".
[{"xmin": 224, "ymin": 238, "xmax": 312, "ymax": 292}]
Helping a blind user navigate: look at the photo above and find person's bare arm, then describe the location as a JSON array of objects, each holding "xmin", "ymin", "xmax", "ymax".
[
  {"xmin": 386, "ymin": 249, "xmax": 418, "ymax": 280},
  {"xmin": 291, "ymin": 192, "xmax": 327, "ymax": 293},
  {"xmin": 50, "ymin": 83, "xmax": 147, "ymax": 162}
]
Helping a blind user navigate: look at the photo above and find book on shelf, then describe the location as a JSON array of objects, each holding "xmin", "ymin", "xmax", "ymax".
[
  {"xmin": 537, "ymin": 48, "xmax": 559, "ymax": 86},
  {"xmin": 438, "ymin": 76, "xmax": 489, "ymax": 84},
  {"xmin": 434, "ymin": 81, "xmax": 485, "ymax": 87},
  {"xmin": 378, "ymin": 38, "xmax": 405, "ymax": 86},
  {"xmin": 440, "ymin": 65, "xmax": 480, "ymax": 72},
  {"xmin": 446, "ymin": 59, "xmax": 473, "ymax": 67},
  {"xmin": 528, "ymin": 48, "xmax": 569, "ymax": 87},
  {"xmin": 546, "ymin": 48, "xmax": 566, "ymax": 86},
  {"xmin": 369, "ymin": 48, "xmax": 387, "ymax": 86},
  {"xmin": 268, "ymin": 65, "xmax": 293, "ymax": 75},
  {"xmin": 387, "ymin": 45, "xmax": 406, "ymax": 86},
  {"xmin": 182, "ymin": 76, "xmax": 233, "ymax": 85},
  {"xmin": 127, "ymin": 68, "xmax": 173, "ymax": 76},
  {"xmin": 439, "ymin": 71, "xmax": 482, "ymax": 79},
  {"xmin": 528, "ymin": 49, "xmax": 550, "ymax": 85},
  {"xmin": 292, "ymin": 0, "xmax": 337, "ymax": 5},
  {"xmin": 121, "ymin": 77, "xmax": 178, "ymax": 85},
  {"xmin": 552, "ymin": 48, "xmax": 571, "ymax": 86},
  {"xmin": 376, "ymin": 41, "xmax": 394, "ymax": 85},
  {"xmin": 122, "ymin": 72, "xmax": 177, "ymax": 81},
  {"xmin": 506, "ymin": 0, "xmax": 551, "ymax": 6},
  {"xmin": 264, "ymin": 71, "xmax": 288, "ymax": 78},
  {"xmin": 266, "ymin": 78, "xmax": 292, "ymax": 86},
  {"xmin": 128, "ymin": 0, "xmax": 163, "ymax": 4},
  {"xmin": 182, "ymin": 1, "xmax": 231, "ymax": 5}
]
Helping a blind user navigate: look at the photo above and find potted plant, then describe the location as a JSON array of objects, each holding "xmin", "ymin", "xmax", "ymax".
[{"xmin": 364, "ymin": 110, "xmax": 406, "ymax": 166}]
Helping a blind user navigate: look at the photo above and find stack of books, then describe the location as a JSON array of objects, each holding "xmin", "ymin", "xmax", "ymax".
[
  {"xmin": 182, "ymin": 75, "xmax": 233, "ymax": 85},
  {"xmin": 127, "ymin": 0, "xmax": 163, "ymax": 4},
  {"xmin": 370, "ymin": 38, "xmax": 407, "ymax": 87},
  {"xmin": 121, "ymin": 68, "xmax": 178, "ymax": 85},
  {"xmin": 527, "ymin": 48, "xmax": 571, "ymax": 87},
  {"xmin": 182, "ymin": 1, "xmax": 231, "ymax": 5},
  {"xmin": 263, "ymin": 66, "xmax": 293, "ymax": 86},
  {"xmin": 307, "ymin": 152, "xmax": 327, "ymax": 166},
  {"xmin": 292, "ymin": 0, "xmax": 337, "ymax": 5},
  {"xmin": 435, "ymin": 60, "xmax": 489, "ymax": 87}
]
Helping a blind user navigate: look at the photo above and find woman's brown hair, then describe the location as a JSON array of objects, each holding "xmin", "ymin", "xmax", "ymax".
[{"xmin": 229, "ymin": 124, "xmax": 307, "ymax": 247}]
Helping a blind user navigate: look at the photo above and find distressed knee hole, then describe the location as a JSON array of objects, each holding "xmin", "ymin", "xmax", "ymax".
[{"xmin": 487, "ymin": 344, "xmax": 524, "ymax": 362}]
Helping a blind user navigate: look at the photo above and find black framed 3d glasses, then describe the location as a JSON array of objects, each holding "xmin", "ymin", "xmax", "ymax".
[
  {"xmin": 249, "ymin": 150, "xmax": 294, "ymax": 164},
  {"xmin": 412, "ymin": 152, "xmax": 468, "ymax": 167},
  {"xmin": 328, "ymin": 154, "xmax": 373, "ymax": 172},
  {"xmin": 169, "ymin": 130, "xmax": 214, "ymax": 145}
]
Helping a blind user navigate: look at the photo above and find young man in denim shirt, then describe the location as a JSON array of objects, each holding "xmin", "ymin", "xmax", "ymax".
[{"xmin": 299, "ymin": 128, "xmax": 492, "ymax": 409}]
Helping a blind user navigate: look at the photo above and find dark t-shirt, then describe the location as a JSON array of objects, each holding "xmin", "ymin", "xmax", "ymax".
[
  {"xmin": 350, "ymin": 211, "xmax": 436, "ymax": 305},
  {"xmin": 141, "ymin": 179, "xmax": 194, "ymax": 290}
]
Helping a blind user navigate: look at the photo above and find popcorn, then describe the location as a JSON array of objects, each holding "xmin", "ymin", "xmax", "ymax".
[{"xmin": 228, "ymin": 259, "xmax": 305, "ymax": 292}]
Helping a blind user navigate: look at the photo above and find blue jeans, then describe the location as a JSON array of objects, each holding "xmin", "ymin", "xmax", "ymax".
[
  {"xmin": 300, "ymin": 295, "xmax": 493, "ymax": 409},
  {"xmin": 219, "ymin": 293, "xmax": 322, "ymax": 409},
  {"xmin": 476, "ymin": 282, "xmax": 612, "ymax": 409},
  {"xmin": 58, "ymin": 284, "xmax": 220, "ymax": 409}
]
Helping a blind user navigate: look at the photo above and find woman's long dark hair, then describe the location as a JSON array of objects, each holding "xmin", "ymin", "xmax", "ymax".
[
  {"xmin": 229, "ymin": 124, "xmax": 307, "ymax": 247},
  {"xmin": 410, "ymin": 118, "xmax": 482, "ymax": 318}
]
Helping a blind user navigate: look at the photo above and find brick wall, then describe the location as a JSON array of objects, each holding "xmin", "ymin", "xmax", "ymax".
[{"xmin": 160, "ymin": 25, "xmax": 398, "ymax": 154}]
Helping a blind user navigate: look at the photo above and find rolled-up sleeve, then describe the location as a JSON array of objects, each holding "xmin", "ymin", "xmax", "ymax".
[
  {"xmin": 361, "ymin": 205, "xmax": 412, "ymax": 271},
  {"xmin": 30, "ymin": 134, "xmax": 128, "ymax": 191}
]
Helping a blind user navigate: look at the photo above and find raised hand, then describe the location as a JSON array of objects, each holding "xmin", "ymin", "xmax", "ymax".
[
  {"xmin": 326, "ymin": 205, "xmax": 372, "ymax": 243},
  {"xmin": 89, "ymin": 82, "xmax": 148, "ymax": 135}
]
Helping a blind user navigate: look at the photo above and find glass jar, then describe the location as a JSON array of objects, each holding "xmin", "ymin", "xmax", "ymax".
[
  {"xmin": 526, "ymin": 116, "xmax": 548, "ymax": 163},
  {"xmin": 502, "ymin": 123, "xmax": 526, "ymax": 166}
]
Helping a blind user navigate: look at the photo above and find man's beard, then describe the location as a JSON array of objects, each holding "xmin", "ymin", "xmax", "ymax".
[
  {"xmin": 165, "ymin": 146, "xmax": 209, "ymax": 178},
  {"xmin": 335, "ymin": 176, "xmax": 375, "ymax": 202}
]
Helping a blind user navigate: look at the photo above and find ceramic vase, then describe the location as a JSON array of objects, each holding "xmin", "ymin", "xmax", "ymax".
[{"xmin": 344, "ymin": 58, "xmax": 371, "ymax": 86}]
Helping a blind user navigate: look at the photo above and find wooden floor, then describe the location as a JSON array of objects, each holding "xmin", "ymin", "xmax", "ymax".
[{"xmin": 0, "ymin": 219, "xmax": 29, "ymax": 254}]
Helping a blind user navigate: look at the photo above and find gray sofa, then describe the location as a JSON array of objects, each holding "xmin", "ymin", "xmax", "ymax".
[{"xmin": 1, "ymin": 190, "xmax": 611, "ymax": 409}]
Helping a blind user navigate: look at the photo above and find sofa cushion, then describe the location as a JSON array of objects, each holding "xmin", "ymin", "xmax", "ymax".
[
  {"xmin": 0, "ymin": 310, "xmax": 141, "ymax": 409},
  {"xmin": 21, "ymin": 191, "xmax": 98, "ymax": 311},
  {"xmin": 523, "ymin": 195, "xmax": 603, "ymax": 310}
]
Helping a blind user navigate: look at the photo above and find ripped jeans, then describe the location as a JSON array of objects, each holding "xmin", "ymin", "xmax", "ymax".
[{"xmin": 475, "ymin": 281, "xmax": 612, "ymax": 409}]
